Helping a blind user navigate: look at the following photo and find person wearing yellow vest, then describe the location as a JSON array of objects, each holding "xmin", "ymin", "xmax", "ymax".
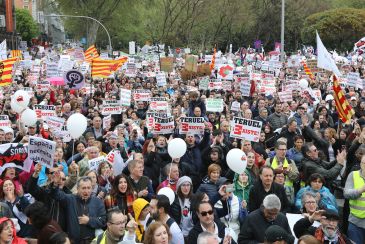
[
  {"xmin": 344, "ymin": 154, "xmax": 365, "ymax": 244},
  {"xmin": 265, "ymin": 141, "xmax": 299, "ymax": 188},
  {"xmin": 92, "ymin": 209, "xmax": 137, "ymax": 244}
]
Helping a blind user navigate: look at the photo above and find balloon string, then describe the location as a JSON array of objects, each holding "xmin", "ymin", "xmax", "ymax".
[{"xmin": 71, "ymin": 139, "xmax": 75, "ymax": 163}]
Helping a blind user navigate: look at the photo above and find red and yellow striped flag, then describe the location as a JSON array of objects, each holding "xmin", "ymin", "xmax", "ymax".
[
  {"xmin": 210, "ymin": 47, "xmax": 216, "ymax": 71},
  {"xmin": 333, "ymin": 75, "xmax": 354, "ymax": 123},
  {"xmin": 84, "ymin": 45, "xmax": 99, "ymax": 62},
  {"xmin": 11, "ymin": 50, "xmax": 22, "ymax": 59},
  {"xmin": 301, "ymin": 61, "xmax": 315, "ymax": 81},
  {"xmin": 0, "ymin": 57, "xmax": 18, "ymax": 86},
  {"xmin": 91, "ymin": 57, "xmax": 128, "ymax": 78}
]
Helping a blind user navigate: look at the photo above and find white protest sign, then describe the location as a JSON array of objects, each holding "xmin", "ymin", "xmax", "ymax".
[
  {"xmin": 28, "ymin": 136, "xmax": 56, "ymax": 168},
  {"xmin": 58, "ymin": 59, "xmax": 74, "ymax": 72},
  {"xmin": 106, "ymin": 149, "xmax": 126, "ymax": 176},
  {"xmin": 239, "ymin": 75, "xmax": 251, "ymax": 96},
  {"xmin": 222, "ymin": 80, "xmax": 232, "ymax": 91},
  {"xmin": 278, "ymin": 90, "xmax": 293, "ymax": 102},
  {"xmin": 103, "ymin": 115, "xmax": 112, "ymax": 130},
  {"xmin": 34, "ymin": 105, "xmax": 56, "ymax": 120},
  {"xmin": 153, "ymin": 117, "xmax": 174, "ymax": 134},
  {"xmin": 347, "ymin": 72, "xmax": 360, "ymax": 88},
  {"xmin": 230, "ymin": 117, "xmax": 262, "ymax": 142},
  {"xmin": 217, "ymin": 64, "xmax": 234, "ymax": 80},
  {"xmin": 231, "ymin": 101, "xmax": 241, "ymax": 112},
  {"xmin": 52, "ymin": 126, "xmax": 71, "ymax": 143},
  {"xmin": 46, "ymin": 116, "xmax": 65, "ymax": 132},
  {"xmin": 208, "ymin": 80, "xmax": 223, "ymax": 90},
  {"xmin": 88, "ymin": 156, "xmax": 106, "ymax": 171},
  {"xmin": 206, "ymin": 99, "xmax": 224, "ymax": 112},
  {"xmin": 129, "ymin": 41, "xmax": 136, "ymax": 55},
  {"xmin": 46, "ymin": 62, "xmax": 60, "ymax": 78},
  {"xmin": 120, "ymin": 89, "xmax": 131, "ymax": 107},
  {"xmin": 36, "ymin": 80, "xmax": 51, "ymax": 91},
  {"xmin": 284, "ymin": 79, "xmax": 299, "ymax": 91},
  {"xmin": 20, "ymin": 87, "xmax": 34, "ymax": 97},
  {"xmin": 149, "ymin": 97, "xmax": 168, "ymax": 111},
  {"xmin": 79, "ymin": 62, "xmax": 90, "ymax": 74},
  {"xmin": 156, "ymin": 72, "xmax": 167, "ymax": 86},
  {"xmin": 0, "ymin": 115, "xmax": 11, "ymax": 127},
  {"xmin": 199, "ymin": 77, "xmax": 209, "ymax": 90},
  {"xmin": 102, "ymin": 100, "xmax": 123, "ymax": 115},
  {"xmin": 179, "ymin": 117, "xmax": 205, "ymax": 135},
  {"xmin": 133, "ymin": 89, "xmax": 151, "ymax": 102}
]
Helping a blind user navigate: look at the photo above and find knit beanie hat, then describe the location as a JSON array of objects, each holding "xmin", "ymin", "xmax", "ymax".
[{"xmin": 176, "ymin": 176, "xmax": 192, "ymax": 190}]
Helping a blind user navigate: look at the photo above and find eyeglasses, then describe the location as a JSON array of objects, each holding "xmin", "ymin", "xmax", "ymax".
[
  {"xmin": 200, "ymin": 210, "xmax": 214, "ymax": 217},
  {"xmin": 109, "ymin": 220, "xmax": 127, "ymax": 226},
  {"xmin": 305, "ymin": 201, "xmax": 316, "ymax": 205}
]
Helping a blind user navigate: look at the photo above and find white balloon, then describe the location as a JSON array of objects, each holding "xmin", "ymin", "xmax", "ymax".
[
  {"xmin": 226, "ymin": 148, "xmax": 247, "ymax": 174},
  {"xmin": 10, "ymin": 98, "xmax": 24, "ymax": 113},
  {"xmin": 66, "ymin": 113, "xmax": 88, "ymax": 139},
  {"xmin": 20, "ymin": 109, "xmax": 37, "ymax": 126},
  {"xmin": 167, "ymin": 138, "xmax": 187, "ymax": 158},
  {"xmin": 299, "ymin": 79, "xmax": 308, "ymax": 89},
  {"xmin": 158, "ymin": 187, "xmax": 175, "ymax": 205},
  {"xmin": 13, "ymin": 90, "xmax": 30, "ymax": 108}
]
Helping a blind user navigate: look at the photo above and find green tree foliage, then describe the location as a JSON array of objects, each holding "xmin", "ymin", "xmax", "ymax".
[
  {"xmin": 301, "ymin": 8, "xmax": 365, "ymax": 51},
  {"xmin": 15, "ymin": 9, "xmax": 40, "ymax": 42}
]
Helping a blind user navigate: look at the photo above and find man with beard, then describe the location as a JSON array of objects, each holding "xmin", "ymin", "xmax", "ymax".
[
  {"xmin": 293, "ymin": 209, "xmax": 352, "ymax": 243},
  {"xmin": 149, "ymin": 195, "xmax": 184, "ymax": 244}
]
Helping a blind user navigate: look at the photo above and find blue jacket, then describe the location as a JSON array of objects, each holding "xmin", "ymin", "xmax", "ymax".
[
  {"xmin": 295, "ymin": 186, "xmax": 338, "ymax": 212},
  {"xmin": 38, "ymin": 161, "xmax": 68, "ymax": 186},
  {"xmin": 51, "ymin": 187, "xmax": 106, "ymax": 242}
]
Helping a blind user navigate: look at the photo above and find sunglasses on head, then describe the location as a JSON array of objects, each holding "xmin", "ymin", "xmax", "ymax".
[{"xmin": 200, "ymin": 210, "xmax": 214, "ymax": 217}]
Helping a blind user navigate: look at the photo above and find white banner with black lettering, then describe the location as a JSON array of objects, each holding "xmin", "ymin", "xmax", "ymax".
[
  {"xmin": 28, "ymin": 136, "xmax": 56, "ymax": 168},
  {"xmin": 179, "ymin": 117, "xmax": 205, "ymax": 135},
  {"xmin": 230, "ymin": 117, "xmax": 262, "ymax": 142}
]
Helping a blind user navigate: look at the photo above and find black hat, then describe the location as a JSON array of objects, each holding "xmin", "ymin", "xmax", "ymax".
[
  {"xmin": 323, "ymin": 209, "xmax": 340, "ymax": 221},
  {"xmin": 265, "ymin": 225, "xmax": 294, "ymax": 243}
]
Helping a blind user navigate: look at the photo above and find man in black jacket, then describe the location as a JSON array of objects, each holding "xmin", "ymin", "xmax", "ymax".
[
  {"xmin": 238, "ymin": 194, "xmax": 294, "ymax": 243},
  {"xmin": 188, "ymin": 201, "xmax": 235, "ymax": 244},
  {"xmin": 248, "ymin": 166, "xmax": 291, "ymax": 213}
]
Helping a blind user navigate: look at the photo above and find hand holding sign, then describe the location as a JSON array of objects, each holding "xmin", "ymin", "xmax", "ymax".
[{"xmin": 64, "ymin": 70, "xmax": 85, "ymax": 89}]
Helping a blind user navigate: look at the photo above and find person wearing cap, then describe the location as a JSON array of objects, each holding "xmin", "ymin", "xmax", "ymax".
[
  {"xmin": 344, "ymin": 154, "xmax": 365, "ymax": 244},
  {"xmin": 132, "ymin": 198, "xmax": 151, "ymax": 242},
  {"xmin": 264, "ymin": 225, "xmax": 294, "ymax": 244},
  {"xmin": 238, "ymin": 194, "xmax": 294, "ymax": 243},
  {"xmin": 293, "ymin": 209, "xmax": 352, "ymax": 243}
]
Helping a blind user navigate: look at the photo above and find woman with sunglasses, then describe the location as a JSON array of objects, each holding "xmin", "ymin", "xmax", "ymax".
[{"xmin": 295, "ymin": 173, "xmax": 338, "ymax": 212}]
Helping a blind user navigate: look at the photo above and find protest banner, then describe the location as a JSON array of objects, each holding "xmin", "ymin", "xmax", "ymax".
[
  {"xmin": 156, "ymin": 72, "xmax": 167, "ymax": 86},
  {"xmin": 206, "ymin": 98, "xmax": 224, "ymax": 112},
  {"xmin": 230, "ymin": 117, "xmax": 263, "ymax": 142},
  {"xmin": 231, "ymin": 101, "xmax": 241, "ymax": 112},
  {"xmin": 217, "ymin": 64, "xmax": 234, "ymax": 80},
  {"xmin": 199, "ymin": 77, "xmax": 209, "ymax": 90},
  {"xmin": 64, "ymin": 70, "xmax": 85, "ymax": 90},
  {"xmin": 179, "ymin": 117, "xmax": 205, "ymax": 135},
  {"xmin": 46, "ymin": 116, "xmax": 65, "ymax": 132},
  {"xmin": 20, "ymin": 87, "xmax": 34, "ymax": 97},
  {"xmin": 103, "ymin": 115, "xmax": 112, "ymax": 130},
  {"xmin": 36, "ymin": 80, "xmax": 51, "ymax": 91},
  {"xmin": 153, "ymin": 116, "xmax": 174, "ymax": 134},
  {"xmin": 34, "ymin": 105, "xmax": 56, "ymax": 120},
  {"xmin": 197, "ymin": 64, "xmax": 211, "ymax": 76},
  {"xmin": 0, "ymin": 115, "xmax": 11, "ymax": 127},
  {"xmin": 120, "ymin": 88, "xmax": 131, "ymax": 107},
  {"xmin": 79, "ymin": 62, "xmax": 90, "ymax": 74},
  {"xmin": 222, "ymin": 80, "xmax": 232, "ymax": 91},
  {"xmin": 133, "ymin": 89, "xmax": 151, "ymax": 102},
  {"xmin": 150, "ymin": 97, "xmax": 168, "ymax": 111},
  {"xmin": 283, "ymin": 79, "xmax": 299, "ymax": 91},
  {"xmin": 52, "ymin": 126, "xmax": 71, "ymax": 143},
  {"xmin": 185, "ymin": 55, "xmax": 198, "ymax": 72},
  {"xmin": 278, "ymin": 90, "xmax": 293, "ymax": 102},
  {"xmin": 0, "ymin": 143, "xmax": 28, "ymax": 168},
  {"xmin": 129, "ymin": 41, "xmax": 135, "ymax": 55},
  {"xmin": 28, "ymin": 136, "xmax": 56, "ymax": 168},
  {"xmin": 106, "ymin": 149, "xmax": 126, "ymax": 176},
  {"xmin": 102, "ymin": 100, "xmax": 123, "ymax": 115},
  {"xmin": 88, "ymin": 156, "xmax": 106, "ymax": 171},
  {"xmin": 160, "ymin": 57, "xmax": 174, "ymax": 72},
  {"xmin": 46, "ymin": 63, "xmax": 60, "ymax": 78},
  {"xmin": 238, "ymin": 75, "xmax": 251, "ymax": 96},
  {"xmin": 208, "ymin": 80, "xmax": 223, "ymax": 90}
]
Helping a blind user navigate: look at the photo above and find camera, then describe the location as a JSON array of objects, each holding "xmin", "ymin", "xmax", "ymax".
[{"xmin": 225, "ymin": 184, "xmax": 235, "ymax": 193}]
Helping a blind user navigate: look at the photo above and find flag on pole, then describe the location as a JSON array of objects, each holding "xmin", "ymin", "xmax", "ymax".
[
  {"xmin": 91, "ymin": 57, "xmax": 128, "ymax": 78},
  {"xmin": 332, "ymin": 75, "xmax": 354, "ymax": 123},
  {"xmin": 316, "ymin": 31, "xmax": 341, "ymax": 77},
  {"xmin": 84, "ymin": 45, "xmax": 99, "ymax": 62},
  {"xmin": 301, "ymin": 61, "xmax": 315, "ymax": 81},
  {"xmin": 210, "ymin": 47, "xmax": 216, "ymax": 71},
  {"xmin": 0, "ymin": 57, "xmax": 18, "ymax": 86},
  {"xmin": 11, "ymin": 50, "xmax": 22, "ymax": 59}
]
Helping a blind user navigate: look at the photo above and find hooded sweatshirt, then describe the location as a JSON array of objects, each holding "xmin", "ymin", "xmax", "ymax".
[
  {"xmin": 132, "ymin": 198, "xmax": 150, "ymax": 242},
  {"xmin": 0, "ymin": 217, "xmax": 27, "ymax": 244}
]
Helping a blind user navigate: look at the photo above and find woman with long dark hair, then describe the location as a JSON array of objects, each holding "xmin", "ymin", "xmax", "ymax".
[{"xmin": 104, "ymin": 174, "xmax": 136, "ymax": 215}]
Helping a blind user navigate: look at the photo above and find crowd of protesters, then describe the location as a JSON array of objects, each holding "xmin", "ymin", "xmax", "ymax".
[{"xmin": 0, "ymin": 44, "xmax": 364, "ymax": 244}]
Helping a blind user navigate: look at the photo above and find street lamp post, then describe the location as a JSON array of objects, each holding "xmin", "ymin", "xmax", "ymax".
[
  {"xmin": 44, "ymin": 14, "xmax": 112, "ymax": 54},
  {"xmin": 280, "ymin": 0, "xmax": 285, "ymax": 62}
]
